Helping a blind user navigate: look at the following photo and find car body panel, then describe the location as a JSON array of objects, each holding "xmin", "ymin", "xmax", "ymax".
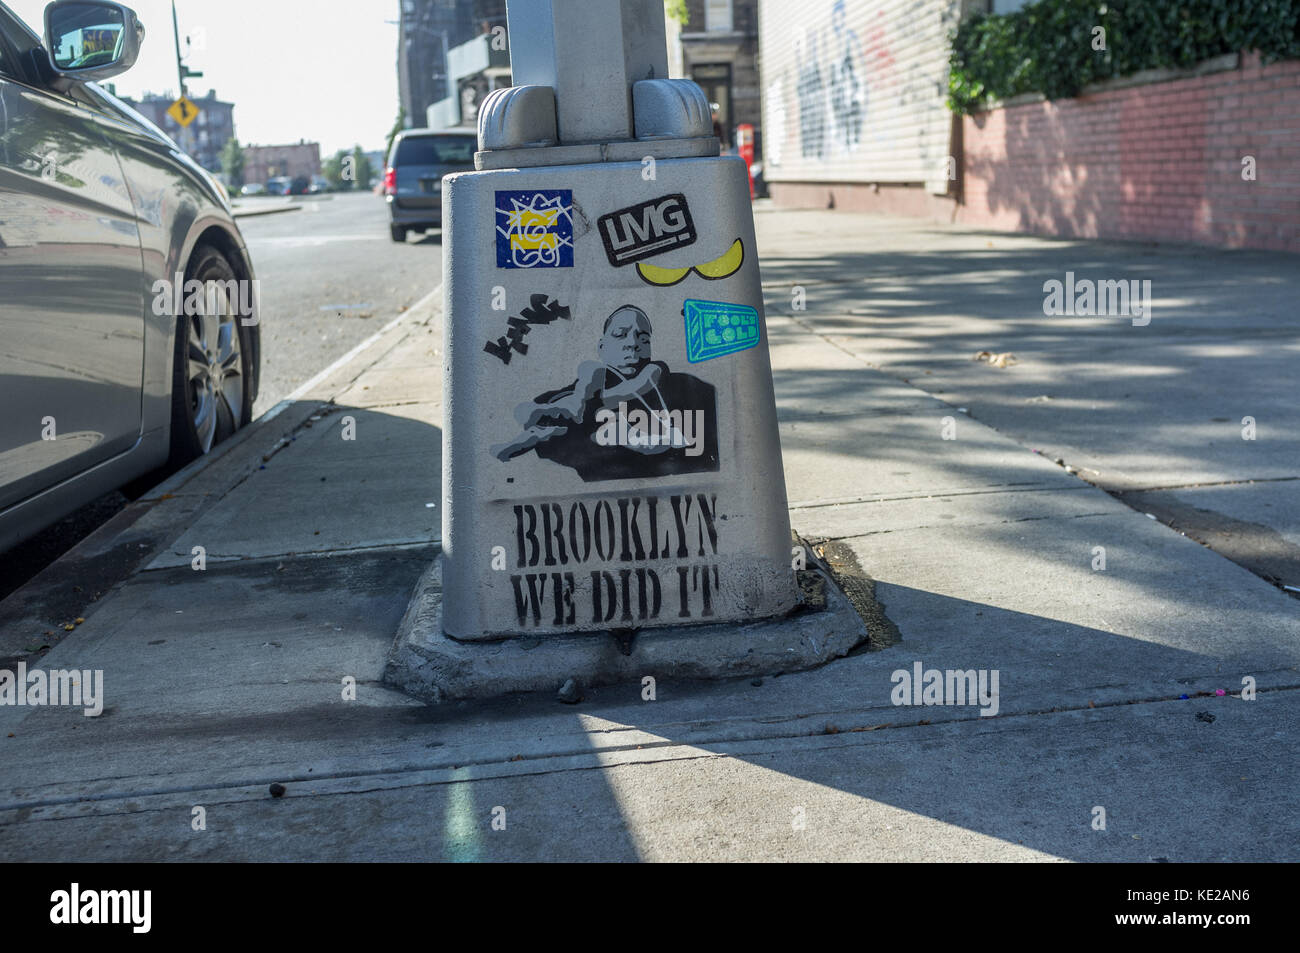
[
  {"xmin": 0, "ymin": 1, "xmax": 259, "ymax": 550},
  {"xmin": 0, "ymin": 74, "xmax": 146, "ymax": 510}
]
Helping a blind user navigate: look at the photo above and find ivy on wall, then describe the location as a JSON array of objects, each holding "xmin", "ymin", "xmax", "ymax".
[{"xmin": 948, "ymin": 0, "xmax": 1300, "ymax": 114}]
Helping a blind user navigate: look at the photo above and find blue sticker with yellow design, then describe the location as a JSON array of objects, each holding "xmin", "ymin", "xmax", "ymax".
[
  {"xmin": 495, "ymin": 189, "xmax": 575, "ymax": 269},
  {"xmin": 683, "ymin": 299, "xmax": 761, "ymax": 363}
]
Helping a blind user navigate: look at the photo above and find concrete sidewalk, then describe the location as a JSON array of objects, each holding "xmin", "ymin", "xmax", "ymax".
[{"xmin": 1, "ymin": 208, "xmax": 1296, "ymax": 862}]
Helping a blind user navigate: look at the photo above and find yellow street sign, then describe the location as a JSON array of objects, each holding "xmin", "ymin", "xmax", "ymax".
[{"xmin": 167, "ymin": 96, "xmax": 200, "ymax": 128}]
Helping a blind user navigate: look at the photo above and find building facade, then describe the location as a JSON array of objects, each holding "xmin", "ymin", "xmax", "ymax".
[
  {"xmin": 120, "ymin": 89, "xmax": 236, "ymax": 173},
  {"xmin": 758, "ymin": 0, "xmax": 1298, "ymax": 253},
  {"xmin": 426, "ymin": 31, "xmax": 512, "ymax": 130},
  {"xmin": 397, "ymin": 0, "xmax": 508, "ymax": 129},
  {"xmin": 244, "ymin": 142, "xmax": 323, "ymax": 185},
  {"xmin": 757, "ymin": 0, "xmax": 960, "ymax": 208},
  {"xmin": 677, "ymin": 0, "xmax": 762, "ymax": 153}
]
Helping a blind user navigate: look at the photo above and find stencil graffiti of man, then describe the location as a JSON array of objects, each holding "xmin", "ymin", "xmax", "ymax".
[{"xmin": 492, "ymin": 305, "xmax": 719, "ymax": 483}]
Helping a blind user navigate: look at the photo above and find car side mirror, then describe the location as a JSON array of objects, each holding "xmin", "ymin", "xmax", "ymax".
[{"xmin": 44, "ymin": 1, "xmax": 144, "ymax": 83}]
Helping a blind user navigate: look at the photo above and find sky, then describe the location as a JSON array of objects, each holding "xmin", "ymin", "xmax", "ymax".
[{"xmin": 6, "ymin": 0, "xmax": 401, "ymax": 155}]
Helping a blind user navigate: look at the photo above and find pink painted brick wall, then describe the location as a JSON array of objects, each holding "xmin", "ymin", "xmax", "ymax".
[{"xmin": 957, "ymin": 52, "xmax": 1300, "ymax": 253}]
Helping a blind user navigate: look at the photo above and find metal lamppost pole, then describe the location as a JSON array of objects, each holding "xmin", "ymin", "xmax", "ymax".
[
  {"xmin": 170, "ymin": 1, "xmax": 203, "ymax": 156},
  {"xmin": 438, "ymin": 0, "xmax": 798, "ymax": 639}
]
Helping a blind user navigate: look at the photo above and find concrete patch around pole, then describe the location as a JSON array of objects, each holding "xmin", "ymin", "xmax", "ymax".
[{"xmin": 383, "ymin": 550, "xmax": 873, "ymax": 705}]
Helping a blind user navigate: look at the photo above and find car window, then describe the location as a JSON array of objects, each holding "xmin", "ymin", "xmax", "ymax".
[
  {"xmin": 394, "ymin": 136, "xmax": 476, "ymax": 166},
  {"xmin": 0, "ymin": 20, "xmax": 16, "ymax": 79},
  {"xmin": 0, "ymin": 3, "xmax": 37, "ymax": 81}
]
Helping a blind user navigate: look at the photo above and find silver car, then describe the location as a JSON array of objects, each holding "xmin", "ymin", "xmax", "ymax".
[
  {"xmin": 383, "ymin": 128, "xmax": 476, "ymax": 242},
  {"xmin": 0, "ymin": 0, "xmax": 260, "ymax": 550}
]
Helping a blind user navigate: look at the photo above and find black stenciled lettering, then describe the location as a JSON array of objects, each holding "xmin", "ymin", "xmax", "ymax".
[
  {"xmin": 568, "ymin": 502, "xmax": 592, "ymax": 563},
  {"xmin": 675, "ymin": 565, "xmax": 691, "ymax": 618},
  {"xmin": 551, "ymin": 572, "xmax": 576, "ymax": 626},
  {"xmin": 618, "ymin": 569, "xmax": 634, "ymax": 622},
  {"xmin": 593, "ymin": 501, "xmax": 616, "ymax": 561},
  {"xmin": 695, "ymin": 494, "xmax": 720, "ymax": 557},
  {"xmin": 511, "ymin": 573, "xmax": 548, "ymax": 626},
  {"xmin": 668, "ymin": 495, "xmax": 693, "ymax": 559},
  {"xmin": 541, "ymin": 502, "xmax": 566, "ymax": 566},
  {"xmin": 637, "ymin": 568, "xmax": 662, "ymax": 620},
  {"xmin": 514, "ymin": 504, "xmax": 539, "ymax": 568},
  {"xmin": 591, "ymin": 571, "xmax": 618, "ymax": 624}
]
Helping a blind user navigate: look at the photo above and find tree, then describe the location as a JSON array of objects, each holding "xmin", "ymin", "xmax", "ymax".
[
  {"xmin": 351, "ymin": 145, "xmax": 374, "ymax": 191},
  {"xmin": 219, "ymin": 138, "xmax": 245, "ymax": 187},
  {"xmin": 323, "ymin": 148, "xmax": 350, "ymax": 190},
  {"xmin": 665, "ymin": 0, "xmax": 687, "ymax": 25},
  {"xmin": 385, "ymin": 107, "xmax": 406, "ymax": 165}
]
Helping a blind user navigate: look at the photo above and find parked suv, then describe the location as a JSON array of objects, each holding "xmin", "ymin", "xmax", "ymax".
[
  {"xmin": 384, "ymin": 129, "xmax": 477, "ymax": 242},
  {"xmin": 0, "ymin": 0, "xmax": 261, "ymax": 550}
]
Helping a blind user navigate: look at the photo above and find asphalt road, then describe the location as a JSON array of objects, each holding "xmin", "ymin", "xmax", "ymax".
[
  {"xmin": 0, "ymin": 192, "xmax": 444, "ymax": 599},
  {"xmin": 242, "ymin": 192, "xmax": 445, "ymax": 411}
]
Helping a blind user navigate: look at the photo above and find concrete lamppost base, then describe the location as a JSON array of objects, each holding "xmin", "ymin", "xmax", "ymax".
[{"xmin": 383, "ymin": 550, "xmax": 875, "ymax": 705}]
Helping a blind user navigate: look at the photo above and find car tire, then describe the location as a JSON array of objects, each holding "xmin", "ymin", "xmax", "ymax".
[
  {"xmin": 390, "ymin": 224, "xmax": 407, "ymax": 243},
  {"xmin": 166, "ymin": 246, "xmax": 255, "ymax": 468}
]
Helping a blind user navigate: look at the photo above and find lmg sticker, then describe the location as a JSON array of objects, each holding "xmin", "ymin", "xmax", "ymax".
[
  {"xmin": 495, "ymin": 190, "xmax": 575, "ymax": 269},
  {"xmin": 683, "ymin": 299, "xmax": 761, "ymax": 363},
  {"xmin": 597, "ymin": 193, "xmax": 697, "ymax": 268}
]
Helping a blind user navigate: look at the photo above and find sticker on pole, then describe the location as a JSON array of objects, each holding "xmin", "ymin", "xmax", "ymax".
[
  {"xmin": 495, "ymin": 190, "xmax": 575, "ymax": 269},
  {"xmin": 597, "ymin": 193, "xmax": 697, "ymax": 268},
  {"xmin": 683, "ymin": 299, "xmax": 761, "ymax": 363}
]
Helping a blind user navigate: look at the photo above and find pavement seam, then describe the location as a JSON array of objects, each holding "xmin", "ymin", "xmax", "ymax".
[
  {"xmin": 5, "ymin": 681, "xmax": 1293, "ymax": 817},
  {"xmin": 787, "ymin": 483, "xmax": 1092, "ymax": 509},
  {"xmin": 803, "ymin": 509, "xmax": 1118, "ymax": 541},
  {"xmin": 139, "ymin": 540, "xmax": 438, "ymax": 571}
]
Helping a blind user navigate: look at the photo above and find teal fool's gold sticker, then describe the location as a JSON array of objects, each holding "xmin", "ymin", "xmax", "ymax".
[{"xmin": 683, "ymin": 299, "xmax": 761, "ymax": 363}]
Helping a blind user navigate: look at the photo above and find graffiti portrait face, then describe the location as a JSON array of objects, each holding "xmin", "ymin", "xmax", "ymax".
[{"xmin": 599, "ymin": 307, "xmax": 652, "ymax": 376}]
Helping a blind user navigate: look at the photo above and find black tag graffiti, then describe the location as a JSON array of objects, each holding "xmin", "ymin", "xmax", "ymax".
[
  {"xmin": 484, "ymin": 294, "xmax": 572, "ymax": 365},
  {"xmin": 597, "ymin": 193, "xmax": 698, "ymax": 268}
]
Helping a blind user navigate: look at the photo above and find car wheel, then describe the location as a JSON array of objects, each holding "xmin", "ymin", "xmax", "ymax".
[
  {"xmin": 167, "ymin": 246, "xmax": 254, "ymax": 467},
  {"xmin": 390, "ymin": 224, "xmax": 407, "ymax": 243}
]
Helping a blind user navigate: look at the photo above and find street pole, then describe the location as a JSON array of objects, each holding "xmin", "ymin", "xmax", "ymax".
[
  {"xmin": 171, "ymin": 0, "xmax": 186, "ymax": 99},
  {"xmin": 170, "ymin": 1, "xmax": 189, "ymax": 156},
  {"xmin": 438, "ymin": 0, "xmax": 797, "ymax": 640}
]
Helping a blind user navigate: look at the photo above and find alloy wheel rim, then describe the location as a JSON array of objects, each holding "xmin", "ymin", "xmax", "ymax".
[{"xmin": 186, "ymin": 282, "xmax": 243, "ymax": 454}]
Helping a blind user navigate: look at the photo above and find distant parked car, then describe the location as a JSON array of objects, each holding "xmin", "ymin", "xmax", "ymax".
[
  {"xmin": 0, "ymin": 0, "xmax": 261, "ymax": 550},
  {"xmin": 384, "ymin": 129, "xmax": 477, "ymax": 242},
  {"xmin": 240, "ymin": 182, "xmax": 267, "ymax": 196},
  {"xmin": 289, "ymin": 175, "xmax": 311, "ymax": 195},
  {"xmin": 309, "ymin": 175, "xmax": 330, "ymax": 194},
  {"xmin": 265, "ymin": 176, "xmax": 291, "ymax": 195}
]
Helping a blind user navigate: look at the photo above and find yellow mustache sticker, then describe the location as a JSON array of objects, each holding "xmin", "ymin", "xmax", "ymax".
[{"xmin": 635, "ymin": 238, "xmax": 744, "ymax": 286}]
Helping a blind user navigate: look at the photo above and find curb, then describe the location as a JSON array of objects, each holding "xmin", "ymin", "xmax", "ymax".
[
  {"xmin": 0, "ymin": 288, "xmax": 443, "ymax": 664},
  {"xmin": 232, "ymin": 204, "xmax": 302, "ymax": 219}
]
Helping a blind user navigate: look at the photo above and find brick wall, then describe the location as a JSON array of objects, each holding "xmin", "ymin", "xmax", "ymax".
[{"xmin": 956, "ymin": 52, "xmax": 1300, "ymax": 253}]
